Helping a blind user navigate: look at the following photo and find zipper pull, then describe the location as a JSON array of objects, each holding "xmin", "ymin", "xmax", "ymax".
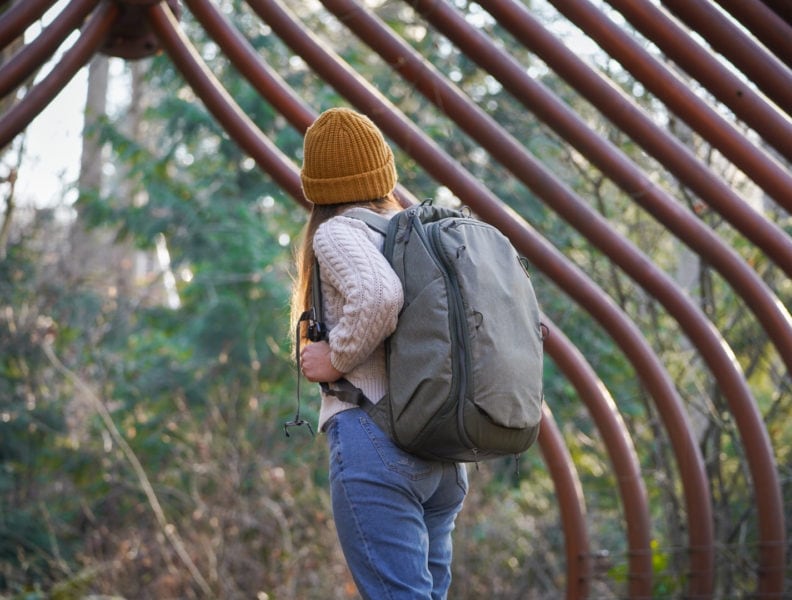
[{"xmin": 399, "ymin": 208, "xmax": 418, "ymax": 244}]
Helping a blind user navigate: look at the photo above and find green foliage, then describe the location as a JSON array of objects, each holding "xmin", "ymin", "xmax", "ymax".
[
  {"xmin": 0, "ymin": 220, "xmax": 89, "ymax": 593},
  {"xmin": 607, "ymin": 539, "xmax": 685, "ymax": 597}
]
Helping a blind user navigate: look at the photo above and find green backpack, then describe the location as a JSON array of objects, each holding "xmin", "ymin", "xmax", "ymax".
[{"xmin": 294, "ymin": 201, "xmax": 544, "ymax": 463}]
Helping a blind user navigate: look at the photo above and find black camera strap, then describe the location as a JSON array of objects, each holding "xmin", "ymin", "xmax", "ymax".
[
  {"xmin": 284, "ymin": 259, "xmax": 325, "ymax": 438},
  {"xmin": 286, "ymin": 259, "xmax": 369, "ymax": 437}
]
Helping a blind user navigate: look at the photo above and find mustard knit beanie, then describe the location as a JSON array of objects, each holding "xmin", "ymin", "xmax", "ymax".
[{"xmin": 300, "ymin": 108, "xmax": 398, "ymax": 205}]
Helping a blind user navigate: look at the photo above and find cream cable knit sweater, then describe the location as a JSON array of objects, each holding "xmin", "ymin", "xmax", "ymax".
[{"xmin": 313, "ymin": 210, "xmax": 403, "ymax": 431}]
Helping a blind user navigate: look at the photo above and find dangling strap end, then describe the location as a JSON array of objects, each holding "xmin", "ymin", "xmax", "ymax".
[{"xmin": 284, "ymin": 418, "xmax": 315, "ymax": 438}]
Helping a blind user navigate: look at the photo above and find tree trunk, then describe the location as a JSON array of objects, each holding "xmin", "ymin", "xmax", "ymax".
[{"xmin": 68, "ymin": 55, "xmax": 117, "ymax": 289}]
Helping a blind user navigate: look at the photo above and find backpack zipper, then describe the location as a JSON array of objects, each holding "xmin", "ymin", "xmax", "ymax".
[
  {"xmin": 392, "ymin": 211, "xmax": 477, "ymax": 457},
  {"xmin": 429, "ymin": 219, "xmax": 476, "ymax": 453}
]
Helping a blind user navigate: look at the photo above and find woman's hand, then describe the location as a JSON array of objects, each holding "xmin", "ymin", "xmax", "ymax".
[{"xmin": 300, "ymin": 341, "xmax": 344, "ymax": 383}]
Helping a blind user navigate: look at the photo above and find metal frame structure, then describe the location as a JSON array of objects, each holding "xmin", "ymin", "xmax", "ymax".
[{"xmin": 1, "ymin": 0, "xmax": 790, "ymax": 597}]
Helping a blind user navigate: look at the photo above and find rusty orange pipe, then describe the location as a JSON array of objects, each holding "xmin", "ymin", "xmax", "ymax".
[
  {"xmin": 602, "ymin": 0, "xmax": 792, "ymax": 165},
  {"xmin": 245, "ymin": 1, "xmax": 715, "ymax": 595},
  {"xmin": 533, "ymin": 0, "xmax": 792, "ymax": 214},
  {"xmin": 0, "ymin": 0, "xmax": 100, "ymax": 99},
  {"xmin": 181, "ymin": 0, "xmax": 420, "ymax": 208},
  {"xmin": 661, "ymin": 0, "xmax": 792, "ymax": 116},
  {"xmin": 0, "ymin": 0, "xmax": 57, "ymax": 50},
  {"xmin": 0, "ymin": 0, "xmax": 116, "ymax": 151},
  {"xmin": 480, "ymin": 0, "xmax": 792, "ymax": 279},
  {"xmin": 537, "ymin": 405, "xmax": 592, "ymax": 599},
  {"xmin": 146, "ymin": 2, "xmax": 308, "ymax": 208},
  {"xmin": 714, "ymin": 0, "xmax": 792, "ymax": 71},
  {"xmin": 544, "ymin": 317, "xmax": 653, "ymax": 598},
  {"xmin": 317, "ymin": 6, "xmax": 784, "ymax": 595}
]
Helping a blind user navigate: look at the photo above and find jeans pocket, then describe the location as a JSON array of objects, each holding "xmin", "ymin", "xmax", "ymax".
[{"xmin": 359, "ymin": 415, "xmax": 435, "ymax": 480}]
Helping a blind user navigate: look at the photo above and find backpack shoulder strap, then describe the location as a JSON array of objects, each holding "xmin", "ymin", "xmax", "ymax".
[{"xmin": 343, "ymin": 208, "xmax": 391, "ymax": 235}]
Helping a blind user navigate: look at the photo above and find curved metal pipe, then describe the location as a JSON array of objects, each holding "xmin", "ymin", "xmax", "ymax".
[
  {"xmin": 536, "ymin": 405, "xmax": 592, "ymax": 599},
  {"xmin": 320, "ymin": 2, "xmax": 786, "ymax": 594},
  {"xmin": 245, "ymin": 0, "xmax": 714, "ymax": 593},
  {"xmin": 0, "ymin": 0, "xmax": 57, "ymax": 50},
  {"xmin": 660, "ymin": 0, "xmax": 792, "ymax": 116},
  {"xmin": 0, "ymin": 0, "xmax": 116, "ymax": 151},
  {"xmin": 544, "ymin": 317, "xmax": 652, "ymax": 598},
  {"xmin": 168, "ymin": 6, "xmax": 597, "ymax": 593},
  {"xmin": 0, "ymin": 0, "xmax": 100, "ymax": 99},
  {"xmin": 183, "ymin": 0, "xmax": 314, "ymax": 129},
  {"xmin": 601, "ymin": 0, "xmax": 792, "ymax": 164},
  {"xmin": 176, "ymin": 7, "xmax": 595, "ymax": 593},
  {"xmin": 714, "ymin": 0, "xmax": 792, "ymax": 71},
  {"xmin": 337, "ymin": 0, "xmax": 792, "ymax": 376},
  {"xmin": 399, "ymin": 7, "xmax": 788, "ymax": 592},
  {"xmin": 479, "ymin": 3, "xmax": 788, "ymax": 593},
  {"xmin": 0, "ymin": 0, "xmax": 784, "ymax": 596},
  {"xmin": 535, "ymin": 0, "xmax": 792, "ymax": 214},
  {"xmin": 482, "ymin": 0, "xmax": 792, "ymax": 280},
  {"xmin": 478, "ymin": 0, "xmax": 792, "ymax": 361},
  {"xmin": 180, "ymin": 0, "xmax": 420, "ymax": 208},
  {"xmin": 146, "ymin": 2, "xmax": 308, "ymax": 208}
]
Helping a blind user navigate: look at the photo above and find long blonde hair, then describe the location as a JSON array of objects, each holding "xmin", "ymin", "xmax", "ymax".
[{"xmin": 290, "ymin": 194, "xmax": 404, "ymax": 348}]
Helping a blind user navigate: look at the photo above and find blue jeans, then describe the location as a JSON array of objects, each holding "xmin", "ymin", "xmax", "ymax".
[{"xmin": 326, "ymin": 408, "xmax": 468, "ymax": 600}]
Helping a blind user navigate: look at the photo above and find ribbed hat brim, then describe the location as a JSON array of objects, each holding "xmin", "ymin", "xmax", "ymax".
[{"xmin": 301, "ymin": 159, "xmax": 397, "ymax": 205}]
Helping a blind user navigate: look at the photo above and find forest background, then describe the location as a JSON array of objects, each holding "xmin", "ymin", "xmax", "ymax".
[{"xmin": 1, "ymin": 0, "xmax": 790, "ymax": 598}]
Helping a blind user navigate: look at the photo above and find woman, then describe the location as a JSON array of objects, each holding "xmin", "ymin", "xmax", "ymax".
[{"xmin": 291, "ymin": 107, "xmax": 468, "ymax": 599}]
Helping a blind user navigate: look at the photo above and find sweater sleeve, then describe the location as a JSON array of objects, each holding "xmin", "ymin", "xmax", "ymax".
[{"xmin": 313, "ymin": 215, "xmax": 403, "ymax": 374}]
